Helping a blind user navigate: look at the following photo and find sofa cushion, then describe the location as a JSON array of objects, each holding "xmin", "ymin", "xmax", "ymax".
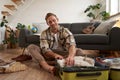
[
  {"xmin": 74, "ymin": 34, "xmax": 109, "ymax": 44},
  {"xmin": 26, "ymin": 35, "xmax": 40, "ymax": 43},
  {"xmin": 93, "ymin": 20, "xmax": 117, "ymax": 34},
  {"xmin": 59, "ymin": 23, "xmax": 71, "ymax": 30},
  {"xmin": 71, "ymin": 23, "xmax": 93, "ymax": 34}
]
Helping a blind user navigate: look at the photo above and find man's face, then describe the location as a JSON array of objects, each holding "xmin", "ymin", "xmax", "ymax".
[{"xmin": 46, "ymin": 15, "xmax": 59, "ymax": 29}]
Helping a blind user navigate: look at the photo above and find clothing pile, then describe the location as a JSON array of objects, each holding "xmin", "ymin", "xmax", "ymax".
[
  {"xmin": 103, "ymin": 58, "xmax": 120, "ymax": 69},
  {"xmin": 57, "ymin": 56, "xmax": 95, "ymax": 68},
  {"xmin": 0, "ymin": 59, "xmax": 27, "ymax": 73}
]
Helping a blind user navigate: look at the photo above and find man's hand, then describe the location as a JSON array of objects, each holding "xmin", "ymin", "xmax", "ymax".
[
  {"xmin": 54, "ymin": 54, "xmax": 63, "ymax": 59},
  {"xmin": 65, "ymin": 56, "xmax": 74, "ymax": 66},
  {"xmin": 45, "ymin": 51, "xmax": 63, "ymax": 59},
  {"xmin": 65, "ymin": 45, "xmax": 76, "ymax": 66}
]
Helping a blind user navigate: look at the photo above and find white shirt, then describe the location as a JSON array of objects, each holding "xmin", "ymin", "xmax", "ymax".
[{"xmin": 52, "ymin": 33, "xmax": 64, "ymax": 51}]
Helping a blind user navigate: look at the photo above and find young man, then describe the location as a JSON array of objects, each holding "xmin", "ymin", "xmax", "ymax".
[
  {"xmin": 27, "ymin": 13, "xmax": 84, "ymax": 74},
  {"xmin": 13, "ymin": 13, "xmax": 84, "ymax": 74}
]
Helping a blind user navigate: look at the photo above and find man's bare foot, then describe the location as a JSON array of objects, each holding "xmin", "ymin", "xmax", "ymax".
[
  {"xmin": 47, "ymin": 66, "xmax": 55, "ymax": 74},
  {"xmin": 40, "ymin": 61, "xmax": 55, "ymax": 74}
]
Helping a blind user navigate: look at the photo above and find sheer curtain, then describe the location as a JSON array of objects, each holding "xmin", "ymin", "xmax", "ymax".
[{"xmin": 106, "ymin": 0, "xmax": 120, "ymax": 15}]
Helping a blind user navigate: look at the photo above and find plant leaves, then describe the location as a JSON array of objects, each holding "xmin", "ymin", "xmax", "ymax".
[
  {"xmin": 84, "ymin": 7, "xmax": 91, "ymax": 13},
  {"xmin": 87, "ymin": 12, "xmax": 95, "ymax": 19},
  {"xmin": 0, "ymin": 22, "xmax": 4, "ymax": 27}
]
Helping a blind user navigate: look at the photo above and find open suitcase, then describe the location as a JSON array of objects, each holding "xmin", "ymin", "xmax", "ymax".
[
  {"xmin": 110, "ymin": 68, "xmax": 120, "ymax": 80},
  {"xmin": 108, "ymin": 58, "xmax": 120, "ymax": 80},
  {"xmin": 56, "ymin": 60, "xmax": 109, "ymax": 80}
]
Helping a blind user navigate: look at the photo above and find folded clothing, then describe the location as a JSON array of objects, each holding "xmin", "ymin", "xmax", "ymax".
[
  {"xmin": 0, "ymin": 59, "xmax": 8, "ymax": 66},
  {"xmin": 0, "ymin": 61, "xmax": 27, "ymax": 73},
  {"xmin": 57, "ymin": 56, "xmax": 95, "ymax": 68}
]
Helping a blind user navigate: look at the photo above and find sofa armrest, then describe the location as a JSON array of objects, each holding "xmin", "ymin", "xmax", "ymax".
[
  {"xmin": 19, "ymin": 29, "xmax": 33, "ymax": 48},
  {"xmin": 109, "ymin": 26, "xmax": 120, "ymax": 48}
]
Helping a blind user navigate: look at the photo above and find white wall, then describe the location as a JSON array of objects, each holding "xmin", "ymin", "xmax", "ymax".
[
  {"xmin": 0, "ymin": 0, "xmax": 102, "ymax": 44},
  {"xmin": 6, "ymin": 0, "xmax": 99, "ymax": 26}
]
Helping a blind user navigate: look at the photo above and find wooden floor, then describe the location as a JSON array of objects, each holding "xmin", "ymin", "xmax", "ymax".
[
  {"xmin": 0, "ymin": 48, "xmax": 120, "ymax": 80},
  {"xmin": 0, "ymin": 48, "xmax": 61, "ymax": 80}
]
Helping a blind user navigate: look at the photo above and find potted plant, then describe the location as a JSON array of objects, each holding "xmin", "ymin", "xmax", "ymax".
[
  {"xmin": 15, "ymin": 23, "xmax": 26, "ymax": 38},
  {"xmin": 5, "ymin": 25, "xmax": 18, "ymax": 48},
  {"xmin": 0, "ymin": 16, "xmax": 8, "ymax": 27},
  {"xmin": 2, "ymin": 39, "xmax": 8, "ymax": 50},
  {"xmin": 99, "ymin": 11, "xmax": 110, "ymax": 20},
  {"xmin": 16, "ymin": 23, "xmax": 26, "ymax": 30},
  {"xmin": 0, "ymin": 39, "xmax": 8, "ymax": 50},
  {"xmin": 84, "ymin": 3, "xmax": 110, "ymax": 21}
]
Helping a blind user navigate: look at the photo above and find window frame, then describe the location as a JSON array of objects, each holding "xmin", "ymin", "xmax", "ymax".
[{"xmin": 106, "ymin": 0, "xmax": 120, "ymax": 16}]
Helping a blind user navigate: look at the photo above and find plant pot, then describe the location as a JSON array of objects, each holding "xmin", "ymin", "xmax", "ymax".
[
  {"xmin": 0, "ymin": 44, "xmax": 3, "ymax": 50},
  {"xmin": 15, "ymin": 30, "xmax": 20, "ymax": 38},
  {"xmin": 7, "ymin": 42, "xmax": 17, "ymax": 49},
  {"xmin": 3, "ymin": 44, "xmax": 8, "ymax": 50},
  {"xmin": 0, "ymin": 44, "xmax": 7, "ymax": 50}
]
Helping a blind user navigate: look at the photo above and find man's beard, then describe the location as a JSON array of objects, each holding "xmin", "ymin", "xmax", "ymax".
[
  {"xmin": 50, "ymin": 26, "xmax": 58, "ymax": 33},
  {"xmin": 50, "ymin": 26, "xmax": 57, "ymax": 30}
]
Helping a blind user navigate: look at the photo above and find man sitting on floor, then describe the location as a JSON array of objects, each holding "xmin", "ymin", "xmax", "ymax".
[{"xmin": 12, "ymin": 13, "xmax": 99, "ymax": 74}]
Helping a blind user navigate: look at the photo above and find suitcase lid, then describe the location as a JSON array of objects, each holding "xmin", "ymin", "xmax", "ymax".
[{"xmin": 61, "ymin": 66, "xmax": 109, "ymax": 72}]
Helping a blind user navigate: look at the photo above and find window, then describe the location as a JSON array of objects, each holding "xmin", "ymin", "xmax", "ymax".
[{"xmin": 106, "ymin": 0, "xmax": 120, "ymax": 15}]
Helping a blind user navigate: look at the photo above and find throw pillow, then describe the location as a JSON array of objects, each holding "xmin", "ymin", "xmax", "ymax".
[
  {"xmin": 82, "ymin": 22, "xmax": 100, "ymax": 34},
  {"xmin": 92, "ymin": 21, "xmax": 101, "ymax": 28},
  {"xmin": 93, "ymin": 20, "xmax": 118, "ymax": 34},
  {"xmin": 82, "ymin": 25, "xmax": 95, "ymax": 34}
]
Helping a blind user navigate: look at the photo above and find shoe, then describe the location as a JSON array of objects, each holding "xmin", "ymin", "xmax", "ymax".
[{"xmin": 11, "ymin": 54, "xmax": 32, "ymax": 62}]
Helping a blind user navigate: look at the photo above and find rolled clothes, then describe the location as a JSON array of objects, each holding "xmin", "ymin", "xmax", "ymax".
[{"xmin": 57, "ymin": 56, "xmax": 95, "ymax": 67}]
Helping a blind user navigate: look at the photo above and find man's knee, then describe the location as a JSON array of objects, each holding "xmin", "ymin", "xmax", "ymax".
[
  {"xmin": 27, "ymin": 44, "xmax": 39, "ymax": 51},
  {"xmin": 27, "ymin": 44, "xmax": 35, "ymax": 49},
  {"xmin": 76, "ymin": 48, "xmax": 84, "ymax": 56}
]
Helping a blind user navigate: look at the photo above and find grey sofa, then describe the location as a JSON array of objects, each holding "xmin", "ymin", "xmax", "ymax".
[{"xmin": 18, "ymin": 22, "xmax": 120, "ymax": 51}]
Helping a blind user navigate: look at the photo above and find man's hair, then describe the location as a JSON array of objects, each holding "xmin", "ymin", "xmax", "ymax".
[{"xmin": 45, "ymin": 13, "xmax": 58, "ymax": 21}]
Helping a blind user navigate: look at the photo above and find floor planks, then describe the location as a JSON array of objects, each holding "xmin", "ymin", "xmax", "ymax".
[
  {"xmin": 0, "ymin": 48, "xmax": 61, "ymax": 80},
  {"xmin": 0, "ymin": 48, "xmax": 120, "ymax": 80}
]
